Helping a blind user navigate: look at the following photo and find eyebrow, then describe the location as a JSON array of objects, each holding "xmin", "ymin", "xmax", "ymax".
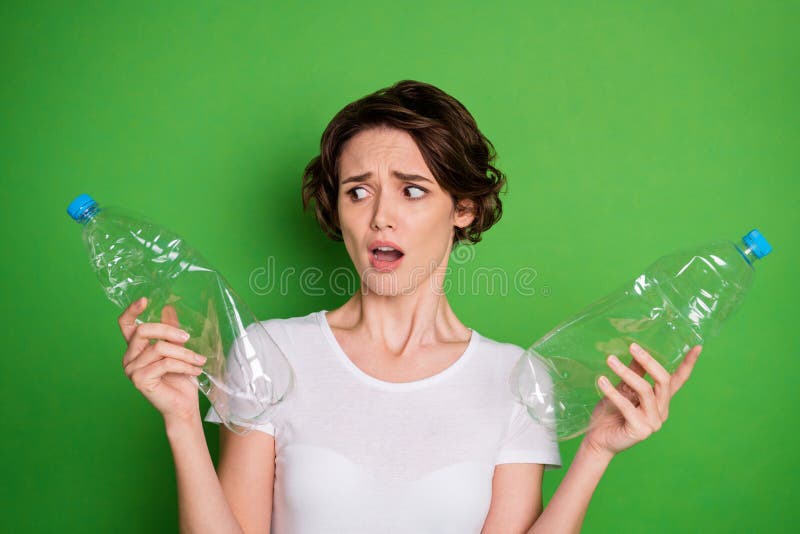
[{"xmin": 340, "ymin": 171, "xmax": 434, "ymax": 186}]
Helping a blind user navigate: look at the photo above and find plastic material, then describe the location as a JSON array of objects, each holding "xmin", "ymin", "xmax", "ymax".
[
  {"xmin": 742, "ymin": 229, "xmax": 772, "ymax": 259},
  {"xmin": 510, "ymin": 229, "xmax": 773, "ymax": 441},
  {"xmin": 67, "ymin": 194, "xmax": 294, "ymax": 435}
]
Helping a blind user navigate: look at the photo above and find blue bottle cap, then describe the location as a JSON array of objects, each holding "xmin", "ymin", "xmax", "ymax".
[
  {"xmin": 67, "ymin": 194, "xmax": 97, "ymax": 221},
  {"xmin": 742, "ymin": 229, "xmax": 772, "ymax": 259}
]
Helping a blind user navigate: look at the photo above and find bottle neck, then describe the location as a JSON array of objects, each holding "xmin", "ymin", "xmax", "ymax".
[
  {"xmin": 739, "ymin": 245, "xmax": 759, "ymax": 266},
  {"xmin": 78, "ymin": 205, "xmax": 100, "ymax": 225}
]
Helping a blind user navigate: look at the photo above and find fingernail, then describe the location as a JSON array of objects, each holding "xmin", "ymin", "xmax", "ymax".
[
  {"xmin": 608, "ymin": 355, "xmax": 620, "ymax": 366},
  {"xmin": 195, "ymin": 353, "xmax": 206, "ymax": 363},
  {"xmin": 599, "ymin": 376, "xmax": 610, "ymax": 386},
  {"xmin": 138, "ymin": 297, "xmax": 146, "ymax": 306},
  {"xmin": 179, "ymin": 330, "xmax": 190, "ymax": 341},
  {"xmin": 631, "ymin": 342, "xmax": 641, "ymax": 352}
]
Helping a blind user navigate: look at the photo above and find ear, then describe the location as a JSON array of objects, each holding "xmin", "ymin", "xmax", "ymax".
[{"xmin": 453, "ymin": 198, "xmax": 476, "ymax": 229}]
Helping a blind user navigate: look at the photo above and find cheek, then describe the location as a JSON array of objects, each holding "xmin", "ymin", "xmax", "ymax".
[
  {"xmin": 336, "ymin": 201, "xmax": 359, "ymax": 230},
  {"xmin": 417, "ymin": 201, "xmax": 456, "ymax": 234},
  {"xmin": 410, "ymin": 211, "xmax": 456, "ymax": 256},
  {"xmin": 338, "ymin": 224, "xmax": 366, "ymax": 262}
]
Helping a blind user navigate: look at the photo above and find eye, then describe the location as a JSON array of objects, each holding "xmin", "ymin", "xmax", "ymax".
[
  {"xmin": 346, "ymin": 186, "xmax": 368, "ymax": 201},
  {"xmin": 405, "ymin": 185, "xmax": 427, "ymax": 200}
]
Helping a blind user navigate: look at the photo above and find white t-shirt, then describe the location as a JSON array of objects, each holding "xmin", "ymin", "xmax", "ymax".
[{"xmin": 205, "ymin": 310, "xmax": 562, "ymax": 533}]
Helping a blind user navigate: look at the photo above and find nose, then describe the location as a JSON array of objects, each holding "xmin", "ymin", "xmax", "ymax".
[{"xmin": 370, "ymin": 190, "xmax": 395, "ymax": 231}]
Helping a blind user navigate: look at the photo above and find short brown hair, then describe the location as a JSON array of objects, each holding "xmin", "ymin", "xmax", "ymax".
[{"xmin": 301, "ymin": 80, "xmax": 507, "ymax": 246}]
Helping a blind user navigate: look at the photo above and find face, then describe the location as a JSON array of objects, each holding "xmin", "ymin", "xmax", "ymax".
[{"xmin": 336, "ymin": 126, "xmax": 475, "ymax": 296}]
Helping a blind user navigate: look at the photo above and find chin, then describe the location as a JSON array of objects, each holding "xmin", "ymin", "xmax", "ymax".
[
  {"xmin": 361, "ymin": 272, "xmax": 403, "ymax": 296},
  {"xmin": 360, "ymin": 270, "xmax": 425, "ymax": 297}
]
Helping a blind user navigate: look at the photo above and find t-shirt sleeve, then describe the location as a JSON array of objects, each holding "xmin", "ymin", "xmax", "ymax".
[
  {"xmin": 203, "ymin": 404, "xmax": 276, "ymax": 436},
  {"xmin": 201, "ymin": 318, "xmax": 287, "ymax": 438},
  {"xmin": 494, "ymin": 398, "xmax": 562, "ymax": 470}
]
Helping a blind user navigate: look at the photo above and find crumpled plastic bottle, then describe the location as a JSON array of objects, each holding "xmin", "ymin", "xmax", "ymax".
[
  {"xmin": 67, "ymin": 193, "xmax": 293, "ymax": 435},
  {"xmin": 510, "ymin": 229, "xmax": 773, "ymax": 441}
]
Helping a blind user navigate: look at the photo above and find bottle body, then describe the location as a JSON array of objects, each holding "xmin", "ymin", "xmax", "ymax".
[
  {"xmin": 77, "ymin": 203, "xmax": 293, "ymax": 434},
  {"xmin": 511, "ymin": 236, "xmax": 767, "ymax": 441}
]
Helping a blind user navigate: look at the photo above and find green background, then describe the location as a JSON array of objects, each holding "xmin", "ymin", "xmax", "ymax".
[{"xmin": 2, "ymin": 1, "xmax": 797, "ymax": 532}]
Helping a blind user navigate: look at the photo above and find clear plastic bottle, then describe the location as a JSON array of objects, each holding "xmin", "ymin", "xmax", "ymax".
[
  {"xmin": 67, "ymin": 194, "xmax": 294, "ymax": 435},
  {"xmin": 510, "ymin": 229, "xmax": 773, "ymax": 441}
]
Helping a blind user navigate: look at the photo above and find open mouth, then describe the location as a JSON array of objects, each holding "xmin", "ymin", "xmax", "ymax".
[
  {"xmin": 371, "ymin": 246, "xmax": 405, "ymax": 262},
  {"xmin": 368, "ymin": 242, "xmax": 405, "ymax": 271}
]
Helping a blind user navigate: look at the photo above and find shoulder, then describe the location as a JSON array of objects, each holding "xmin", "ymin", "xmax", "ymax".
[
  {"xmin": 247, "ymin": 310, "xmax": 325, "ymax": 355},
  {"xmin": 259, "ymin": 309, "xmax": 320, "ymax": 332},
  {"xmin": 474, "ymin": 331, "xmax": 526, "ymax": 360},
  {"xmin": 471, "ymin": 331, "xmax": 527, "ymax": 374}
]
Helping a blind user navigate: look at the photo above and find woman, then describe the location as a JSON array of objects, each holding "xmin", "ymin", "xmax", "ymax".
[{"xmin": 118, "ymin": 80, "xmax": 702, "ymax": 533}]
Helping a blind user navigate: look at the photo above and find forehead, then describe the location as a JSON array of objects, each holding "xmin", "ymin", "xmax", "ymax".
[{"xmin": 338, "ymin": 127, "xmax": 429, "ymax": 176}]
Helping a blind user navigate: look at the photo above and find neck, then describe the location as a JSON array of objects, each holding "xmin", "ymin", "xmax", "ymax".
[{"xmin": 328, "ymin": 281, "xmax": 469, "ymax": 357}]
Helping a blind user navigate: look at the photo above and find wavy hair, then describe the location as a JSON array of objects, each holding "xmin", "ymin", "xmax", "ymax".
[{"xmin": 301, "ymin": 80, "xmax": 507, "ymax": 246}]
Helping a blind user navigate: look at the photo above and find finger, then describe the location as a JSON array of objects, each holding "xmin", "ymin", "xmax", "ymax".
[
  {"xmin": 597, "ymin": 375, "xmax": 645, "ymax": 425},
  {"xmin": 125, "ymin": 339, "xmax": 206, "ymax": 376},
  {"xmin": 669, "ymin": 345, "xmax": 702, "ymax": 397},
  {"xmin": 617, "ymin": 359, "xmax": 644, "ymax": 406},
  {"xmin": 118, "ymin": 297, "xmax": 148, "ymax": 343},
  {"xmin": 123, "ymin": 323, "xmax": 191, "ymax": 367},
  {"xmin": 621, "ymin": 357, "xmax": 647, "ymax": 404},
  {"xmin": 130, "ymin": 358, "xmax": 204, "ymax": 393},
  {"xmin": 628, "ymin": 357, "xmax": 646, "ymax": 377},
  {"xmin": 146, "ymin": 358, "xmax": 204, "ymax": 380},
  {"xmin": 629, "ymin": 343, "xmax": 672, "ymax": 419},
  {"xmin": 607, "ymin": 354, "xmax": 659, "ymax": 423},
  {"xmin": 160, "ymin": 304, "xmax": 181, "ymax": 331}
]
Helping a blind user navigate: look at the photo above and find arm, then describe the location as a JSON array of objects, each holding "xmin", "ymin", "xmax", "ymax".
[
  {"xmin": 480, "ymin": 443, "xmax": 610, "ymax": 534},
  {"xmin": 165, "ymin": 416, "xmax": 276, "ymax": 534},
  {"xmin": 484, "ymin": 343, "xmax": 701, "ymax": 532},
  {"xmin": 118, "ymin": 299, "xmax": 253, "ymax": 533},
  {"xmin": 481, "ymin": 463, "xmax": 545, "ymax": 533},
  {"xmin": 526, "ymin": 440, "xmax": 613, "ymax": 534},
  {"xmin": 119, "ymin": 299, "xmax": 276, "ymax": 532},
  {"xmin": 165, "ymin": 417, "xmax": 245, "ymax": 533},
  {"xmin": 217, "ymin": 424, "xmax": 276, "ymax": 533},
  {"xmin": 528, "ymin": 342, "xmax": 701, "ymax": 533}
]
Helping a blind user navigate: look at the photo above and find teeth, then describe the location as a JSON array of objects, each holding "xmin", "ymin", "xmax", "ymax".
[{"xmin": 372, "ymin": 245, "xmax": 403, "ymax": 261}]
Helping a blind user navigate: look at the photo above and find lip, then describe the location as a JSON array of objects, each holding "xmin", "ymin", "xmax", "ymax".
[
  {"xmin": 367, "ymin": 240, "xmax": 405, "ymax": 272},
  {"xmin": 367, "ymin": 240, "xmax": 405, "ymax": 254}
]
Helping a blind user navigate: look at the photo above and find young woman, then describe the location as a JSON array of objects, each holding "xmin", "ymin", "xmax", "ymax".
[{"xmin": 117, "ymin": 80, "xmax": 701, "ymax": 533}]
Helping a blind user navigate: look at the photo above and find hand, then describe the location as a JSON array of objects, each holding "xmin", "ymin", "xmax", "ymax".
[
  {"xmin": 583, "ymin": 342, "xmax": 702, "ymax": 458},
  {"xmin": 118, "ymin": 297, "xmax": 207, "ymax": 425}
]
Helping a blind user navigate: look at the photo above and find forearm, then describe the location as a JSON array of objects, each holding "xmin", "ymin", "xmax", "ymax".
[
  {"xmin": 528, "ymin": 440, "xmax": 614, "ymax": 534},
  {"xmin": 165, "ymin": 416, "xmax": 244, "ymax": 534}
]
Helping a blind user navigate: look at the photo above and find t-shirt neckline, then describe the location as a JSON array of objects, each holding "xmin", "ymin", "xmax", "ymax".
[{"xmin": 317, "ymin": 309, "xmax": 480, "ymax": 392}]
